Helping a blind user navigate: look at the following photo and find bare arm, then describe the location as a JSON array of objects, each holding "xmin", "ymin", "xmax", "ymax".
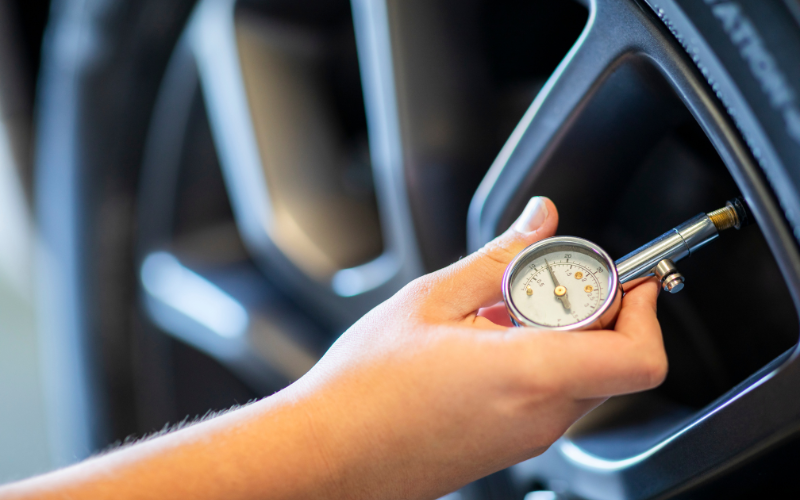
[{"xmin": 1, "ymin": 197, "xmax": 666, "ymax": 500}]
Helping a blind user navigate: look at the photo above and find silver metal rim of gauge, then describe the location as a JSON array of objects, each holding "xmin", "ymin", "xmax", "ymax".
[{"xmin": 502, "ymin": 236, "xmax": 621, "ymax": 331}]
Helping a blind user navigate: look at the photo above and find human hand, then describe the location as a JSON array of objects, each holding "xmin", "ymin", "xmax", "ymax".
[
  {"xmin": 291, "ymin": 197, "xmax": 667, "ymax": 499},
  {"xmin": 1, "ymin": 197, "xmax": 664, "ymax": 500}
]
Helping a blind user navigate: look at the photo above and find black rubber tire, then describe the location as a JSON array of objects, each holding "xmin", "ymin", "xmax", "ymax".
[{"xmin": 644, "ymin": 0, "xmax": 800, "ymax": 240}]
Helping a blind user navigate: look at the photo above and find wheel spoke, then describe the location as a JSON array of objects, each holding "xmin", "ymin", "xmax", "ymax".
[
  {"xmin": 182, "ymin": 0, "xmax": 422, "ymax": 328},
  {"xmin": 469, "ymin": 0, "xmax": 688, "ymax": 250},
  {"xmin": 140, "ymin": 250, "xmax": 323, "ymax": 393}
]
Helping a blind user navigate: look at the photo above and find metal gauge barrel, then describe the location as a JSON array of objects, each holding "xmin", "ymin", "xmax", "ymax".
[
  {"xmin": 501, "ymin": 199, "xmax": 750, "ymax": 331},
  {"xmin": 503, "ymin": 237, "xmax": 622, "ymax": 330}
]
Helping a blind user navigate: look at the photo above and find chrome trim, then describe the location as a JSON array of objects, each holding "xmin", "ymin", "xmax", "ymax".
[
  {"xmin": 615, "ymin": 214, "xmax": 719, "ymax": 283},
  {"xmin": 184, "ymin": 0, "xmax": 422, "ymax": 327},
  {"xmin": 350, "ymin": 0, "xmax": 424, "ymax": 289},
  {"xmin": 503, "ymin": 236, "xmax": 621, "ymax": 331},
  {"xmin": 140, "ymin": 252, "xmax": 319, "ymax": 391},
  {"xmin": 34, "ymin": 0, "xmax": 100, "ymax": 464}
]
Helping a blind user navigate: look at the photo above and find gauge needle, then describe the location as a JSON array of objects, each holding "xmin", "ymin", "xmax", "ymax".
[{"xmin": 545, "ymin": 259, "xmax": 571, "ymax": 311}]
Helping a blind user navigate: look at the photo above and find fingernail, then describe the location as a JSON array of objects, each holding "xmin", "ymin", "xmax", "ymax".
[{"xmin": 513, "ymin": 197, "xmax": 548, "ymax": 233}]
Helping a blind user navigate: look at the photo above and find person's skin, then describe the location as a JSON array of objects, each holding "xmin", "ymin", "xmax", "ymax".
[{"xmin": 1, "ymin": 197, "xmax": 666, "ymax": 500}]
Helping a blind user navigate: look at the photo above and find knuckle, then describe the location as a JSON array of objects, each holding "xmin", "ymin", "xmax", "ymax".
[
  {"xmin": 400, "ymin": 276, "xmax": 437, "ymax": 302},
  {"xmin": 520, "ymin": 366, "xmax": 564, "ymax": 398},
  {"xmin": 535, "ymin": 378, "xmax": 566, "ymax": 401}
]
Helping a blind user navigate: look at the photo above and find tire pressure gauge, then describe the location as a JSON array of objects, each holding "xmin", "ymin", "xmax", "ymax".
[
  {"xmin": 502, "ymin": 199, "xmax": 750, "ymax": 330},
  {"xmin": 504, "ymin": 237, "xmax": 621, "ymax": 330}
]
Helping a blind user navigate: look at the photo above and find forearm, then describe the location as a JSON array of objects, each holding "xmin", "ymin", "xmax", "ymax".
[
  {"xmin": 0, "ymin": 388, "xmax": 341, "ymax": 500},
  {"xmin": 0, "ymin": 197, "xmax": 665, "ymax": 500},
  {"xmin": 0, "ymin": 369, "xmax": 479, "ymax": 500}
]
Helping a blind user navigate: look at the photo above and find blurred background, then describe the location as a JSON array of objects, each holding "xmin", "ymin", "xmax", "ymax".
[
  {"xmin": 0, "ymin": 0, "xmax": 53, "ymax": 481},
  {"xmin": 0, "ymin": 0, "xmax": 588, "ymax": 487},
  {"xmin": 1, "ymin": 0, "xmax": 798, "ymax": 498}
]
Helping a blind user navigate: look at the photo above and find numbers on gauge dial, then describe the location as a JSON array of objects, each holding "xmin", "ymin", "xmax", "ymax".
[{"xmin": 510, "ymin": 249, "xmax": 610, "ymax": 327}]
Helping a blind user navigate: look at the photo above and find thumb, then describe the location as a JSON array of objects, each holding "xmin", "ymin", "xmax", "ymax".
[{"xmin": 426, "ymin": 197, "xmax": 559, "ymax": 318}]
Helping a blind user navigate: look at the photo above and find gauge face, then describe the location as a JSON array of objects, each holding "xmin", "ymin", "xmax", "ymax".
[{"xmin": 506, "ymin": 239, "xmax": 616, "ymax": 328}]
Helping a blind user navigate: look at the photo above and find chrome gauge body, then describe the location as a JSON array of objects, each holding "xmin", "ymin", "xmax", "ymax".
[
  {"xmin": 501, "ymin": 200, "xmax": 750, "ymax": 331},
  {"xmin": 503, "ymin": 237, "xmax": 621, "ymax": 330}
]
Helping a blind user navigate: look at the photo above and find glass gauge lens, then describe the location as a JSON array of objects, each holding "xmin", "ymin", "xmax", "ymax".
[{"xmin": 508, "ymin": 242, "xmax": 614, "ymax": 328}]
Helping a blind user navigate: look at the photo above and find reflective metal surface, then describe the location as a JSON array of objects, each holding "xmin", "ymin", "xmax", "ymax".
[
  {"xmin": 504, "ymin": 236, "xmax": 622, "ymax": 331},
  {"xmin": 615, "ymin": 213, "xmax": 718, "ymax": 283}
]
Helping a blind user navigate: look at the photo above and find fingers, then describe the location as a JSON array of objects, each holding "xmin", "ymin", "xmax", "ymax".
[
  {"xmin": 614, "ymin": 278, "xmax": 660, "ymax": 339},
  {"xmin": 621, "ymin": 276, "xmax": 653, "ymax": 293},
  {"xmin": 405, "ymin": 192, "xmax": 665, "ymax": 398},
  {"xmin": 418, "ymin": 197, "xmax": 559, "ymax": 320},
  {"xmin": 504, "ymin": 278, "xmax": 665, "ymax": 399},
  {"xmin": 566, "ymin": 278, "xmax": 665, "ymax": 397},
  {"xmin": 476, "ymin": 302, "xmax": 515, "ymax": 328}
]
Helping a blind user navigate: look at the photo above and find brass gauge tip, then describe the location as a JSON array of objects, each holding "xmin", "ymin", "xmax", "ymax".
[{"xmin": 707, "ymin": 204, "xmax": 740, "ymax": 231}]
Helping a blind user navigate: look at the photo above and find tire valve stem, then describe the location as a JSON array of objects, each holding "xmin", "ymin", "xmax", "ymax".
[
  {"xmin": 707, "ymin": 197, "xmax": 750, "ymax": 232},
  {"xmin": 707, "ymin": 204, "xmax": 739, "ymax": 231}
]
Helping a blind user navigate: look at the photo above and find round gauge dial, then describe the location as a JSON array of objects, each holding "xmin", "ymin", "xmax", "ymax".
[{"xmin": 503, "ymin": 237, "xmax": 619, "ymax": 329}]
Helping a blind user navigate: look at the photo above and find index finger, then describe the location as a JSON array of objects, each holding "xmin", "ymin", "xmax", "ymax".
[
  {"xmin": 506, "ymin": 278, "xmax": 666, "ymax": 399},
  {"xmin": 574, "ymin": 277, "xmax": 666, "ymax": 397},
  {"xmin": 615, "ymin": 277, "xmax": 661, "ymax": 339},
  {"xmin": 621, "ymin": 276, "xmax": 654, "ymax": 293}
]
